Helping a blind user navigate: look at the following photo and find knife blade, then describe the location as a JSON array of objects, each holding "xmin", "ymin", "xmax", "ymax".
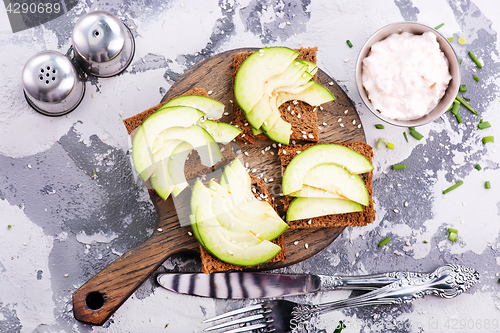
[{"xmin": 157, "ymin": 271, "xmax": 402, "ymax": 299}]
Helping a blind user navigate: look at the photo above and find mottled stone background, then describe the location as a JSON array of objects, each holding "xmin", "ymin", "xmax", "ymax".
[{"xmin": 0, "ymin": 1, "xmax": 499, "ymax": 332}]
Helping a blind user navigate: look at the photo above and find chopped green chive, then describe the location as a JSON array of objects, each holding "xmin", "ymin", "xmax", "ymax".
[
  {"xmin": 478, "ymin": 121, "xmax": 491, "ymax": 129},
  {"xmin": 468, "ymin": 51, "xmax": 483, "ymax": 68},
  {"xmin": 482, "ymin": 136, "xmax": 494, "ymax": 144},
  {"xmin": 435, "ymin": 23, "xmax": 444, "ymax": 30},
  {"xmin": 448, "ymin": 232, "xmax": 458, "ymax": 242},
  {"xmin": 448, "ymin": 37, "xmax": 454, "ymax": 42},
  {"xmin": 463, "ymin": 96, "xmax": 470, "ymax": 102},
  {"xmin": 443, "ymin": 180, "xmax": 464, "ymax": 194},
  {"xmin": 485, "ymin": 181, "xmax": 491, "ymax": 189},
  {"xmin": 459, "ymin": 84, "xmax": 467, "ymax": 93},
  {"xmin": 473, "ymin": 75, "xmax": 480, "ymax": 82},
  {"xmin": 392, "ymin": 164, "xmax": 406, "ymax": 170},
  {"xmin": 409, "ymin": 127, "xmax": 423, "ymax": 140},
  {"xmin": 92, "ymin": 169, "xmax": 97, "ymax": 176},
  {"xmin": 455, "ymin": 95, "xmax": 478, "ymax": 115},
  {"xmin": 376, "ymin": 138, "xmax": 388, "ymax": 150},
  {"xmin": 451, "ymin": 100, "xmax": 462, "ymax": 123},
  {"xmin": 346, "ymin": 40, "xmax": 353, "ymax": 48},
  {"xmin": 378, "ymin": 237, "xmax": 391, "ymax": 247},
  {"xmin": 459, "ymin": 58, "xmax": 463, "ymax": 64},
  {"xmin": 333, "ymin": 321, "xmax": 347, "ymax": 333},
  {"xmin": 7, "ymin": 225, "xmax": 12, "ymax": 230},
  {"xmin": 403, "ymin": 132, "xmax": 409, "ymax": 143},
  {"xmin": 475, "ymin": 164, "xmax": 482, "ymax": 171},
  {"xmin": 375, "ymin": 124, "xmax": 385, "ymax": 129},
  {"xmin": 447, "ymin": 228, "xmax": 458, "ymax": 234},
  {"xmin": 423, "ymin": 240, "xmax": 428, "ymax": 244},
  {"xmin": 386, "ymin": 142, "xmax": 395, "ymax": 150}
]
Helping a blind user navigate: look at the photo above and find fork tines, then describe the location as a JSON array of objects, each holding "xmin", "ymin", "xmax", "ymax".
[{"xmin": 203, "ymin": 303, "xmax": 273, "ymax": 332}]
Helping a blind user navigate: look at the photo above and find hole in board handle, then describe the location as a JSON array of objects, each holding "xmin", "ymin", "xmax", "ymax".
[{"xmin": 85, "ymin": 291, "xmax": 105, "ymax": 310}]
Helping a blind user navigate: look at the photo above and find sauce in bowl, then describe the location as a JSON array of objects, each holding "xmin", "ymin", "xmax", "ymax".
[{"xmin": 362, "ymin": 31, "xmax": 452, "ymax": 121}]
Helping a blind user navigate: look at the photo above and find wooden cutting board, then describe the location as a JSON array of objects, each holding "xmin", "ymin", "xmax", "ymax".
[{"xmin": 72, "ymin": 48, "xmax": 366, "ymax": 325}]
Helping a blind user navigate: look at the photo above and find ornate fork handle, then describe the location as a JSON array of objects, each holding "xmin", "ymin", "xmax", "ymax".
[
  {"xmin": 292, "ymin": 264, "xmax": 479, "ymax": 325},
  {"xmin": 319, "ymin": 270, "xmax": 429, "ymax": 291}
]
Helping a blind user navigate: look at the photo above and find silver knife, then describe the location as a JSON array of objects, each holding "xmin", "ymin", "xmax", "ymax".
[{"xmin": 156, "ymin": 271, "xmax": 413, "ymax": 299}]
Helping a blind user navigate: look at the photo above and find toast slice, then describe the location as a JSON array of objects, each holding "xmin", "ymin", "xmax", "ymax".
[
  {"xmin": 279, "ymin": 142, "xmax": 375, "ymax": 229},
  {"xmin": 231, "ymin": 47, "xmax": 320, "ymax": 145},
  {"xmin": 199, "ymin": 175, "xmax": 287, "ymax": 274}
]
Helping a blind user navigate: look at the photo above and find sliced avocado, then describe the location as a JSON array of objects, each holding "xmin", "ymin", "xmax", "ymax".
[
  {"xmin": 286, "ymin": 197, "xmax": 363, "ymax": 222},
  {"xmin": 168, "ymin": 141, "xmax": 193, "ymax": 197},
  {"xmin": 149, "ymin": 140, "xmax": 183, "ymax": 200},
  {"xmin": 234, "ymin": 47, "xmax": 299, "ymax": 112},
  {"xmin": 263, "ymin": 117, "xmax": 292, "ymax": 145},
  {"xmin": 196, "ymin": 208, "xmax": 281, "ymax": 266},
  {"xmin": 282, "ymin": 144, "xmax": 374, "ymax": 195},
  {"xmin": 289, "ymin": 184, "xmax": 344, "ymax": 199},
  {"xmin": 132, "ymin": 106, "xmax": 204, "ymax": 180},
  {"xmin": 208, "ymin": 188, "xmax": 288, "ymax": 241},
  {"xmin": 160, "ymin": 95, "xmax": 225, "ymax": 120},
  {"xmin": 220, "ymin": 164, "xmax": 251, "ymax": 205},
  {"xmin": 297, "ymin": 60, "xmax": 318, "ymax": 76},
  {"xmin": 245, "ymin": 95, "xmax": 273, "ymax": 129},
  {"xmin": 302, "ymin": 163, "xmax": 370, "ymax": 206},
  {"xmin": 198, "ymin": 119, "xmax": 241, "ymax": 144},
  {"xmin": 251, "ymin": 126, "xmax": 263, "ymax": 136},
  {"xmin": 277, "ymin": 81, "xmax": 335, "ymax": 107},
  {"xmin": 153, "ymin": 125, "xmax": 222, "ymax": 168}
]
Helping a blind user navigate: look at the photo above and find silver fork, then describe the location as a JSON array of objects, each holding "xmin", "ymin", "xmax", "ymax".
[{"xmin": 203, "ymin": 264, "xmax": 479, "ymax": 333}]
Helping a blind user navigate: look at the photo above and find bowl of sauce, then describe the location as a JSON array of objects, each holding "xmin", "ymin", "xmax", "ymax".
[{"xmin": 355, "ymin": 22, "xmax": 460, "ymax": 127}]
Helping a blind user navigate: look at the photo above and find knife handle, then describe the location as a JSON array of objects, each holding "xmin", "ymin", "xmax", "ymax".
[{"xmin": 72, "ymin": 226, "xmax": 194, "ymax": 325}]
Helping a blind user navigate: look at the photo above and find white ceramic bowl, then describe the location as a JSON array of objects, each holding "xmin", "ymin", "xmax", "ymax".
[{"xmin": 355, "ymin": 22, "xmax": 460, "ymax": 127}]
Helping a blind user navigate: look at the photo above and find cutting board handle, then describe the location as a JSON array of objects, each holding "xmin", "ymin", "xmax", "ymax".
[{"xmin": 72, "ymin": 229, "xmax": 180, "ymax": 325}]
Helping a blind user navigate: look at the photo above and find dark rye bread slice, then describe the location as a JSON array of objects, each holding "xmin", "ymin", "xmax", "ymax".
[
  {"xmin": 279, "ymin": 142, "xmax": 375, "ymax": 229},
  {"xmin": 199, "ymin": 176, "xmax": 287, "ymax": 274},
  {"xmin": 123, "ymin": 88, "xmax": 235, "ymax": 195},
  {"xmin": 231, "ymin": 47, "xmax": 319, "ymax": 145}
]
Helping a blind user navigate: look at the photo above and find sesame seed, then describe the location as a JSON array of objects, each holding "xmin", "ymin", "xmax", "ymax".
[
  {"xmin": 291, "ymin": 110, "xmax": 294, "ymax": 115},
  {"xmin": 318, "ymin": 126, "xmax": 322, "ymax": 130},
  {"xmin": 344, "ymin": 110, "xmax": 348, "ymax": 114},
  {"xmin": 308, "ymin": 134, "xmax": 314, "ymax": 139},
  {"xmin": 298, "ymin": 41, "xmax": 303, "ymax": 45},
  {"xmin": 261, "ymin": 150, "xmax": 265, "ymax": 154},
  {"xmin": 188, "ymin": 231, "xmax": 193, "ymax": 236},
  {"xmin": 338, "ymin": 118, "xmax": 342, "ymax": 122},
  {"xmin": 283, "ymin": 150, "xmax": 286, "ymax": 154},
  {"xmin": 404, "ymin": 201, "xmax": 409, "ymax": 207},
  {"xmin": 294, "ymin": 241, "xmax": 299, "ymax": 245},
  {"xmin": 27, "ymin": 164, "xmax": 32, "ymax": 169},
  {"xmin": 320, "ymin": 106, "xmax": 323, "ymax": 110},
  {"xmin": 157, "ymin": 228, "xmax": 163, "ymax": 232},
  {"xmin": 340, "ymin": 123, "xmax": 344, "ymax": 127},
  {"xmin": 297, "ymin": 114, "xmax": 301, "ymax": 118},
  {"xmin": 355, "ymin": 252, "xmax": 359, "ymax": 257},
  {"xmin": 322, "ymin": 122, "xmax": 327, "ymax": 126},
  {"xmin": 351, "ymin": 260, "xmax": 356, "ymax": 265},
  {"xmin": 393, "ymin": 209, "xmax": 399, "ymax": 213},
  {"xmin": 303, "ymin": 134, "xmax": 307, "ymax": 139},
  {"xmin": 462, "ymin": 201, "xmax": 466, "ymax": 206},
  {"xmin": 358, "ymin": 124, "xmax": 361, "ymax": 128},
  {"xmin": 293, "ymin": 100, "xmax": 298, "ymax": 105},
  {"xmin": 307, "ymin": 219, "xmax": 312, "ymax": 225},
  {"xmin": 328, "ymin": 81, "xmax": 334, "ymax": 86},
  {"xmin": 304, "ymin": 243, "xmax": 309, "ymax": 249},
  {"xmin": 244, "ymin": 151, "xmax": 249, "ymax": 156},
  {"xmin": 64, "ymin": 274, "xmax": 69, "ymax": 277}
]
